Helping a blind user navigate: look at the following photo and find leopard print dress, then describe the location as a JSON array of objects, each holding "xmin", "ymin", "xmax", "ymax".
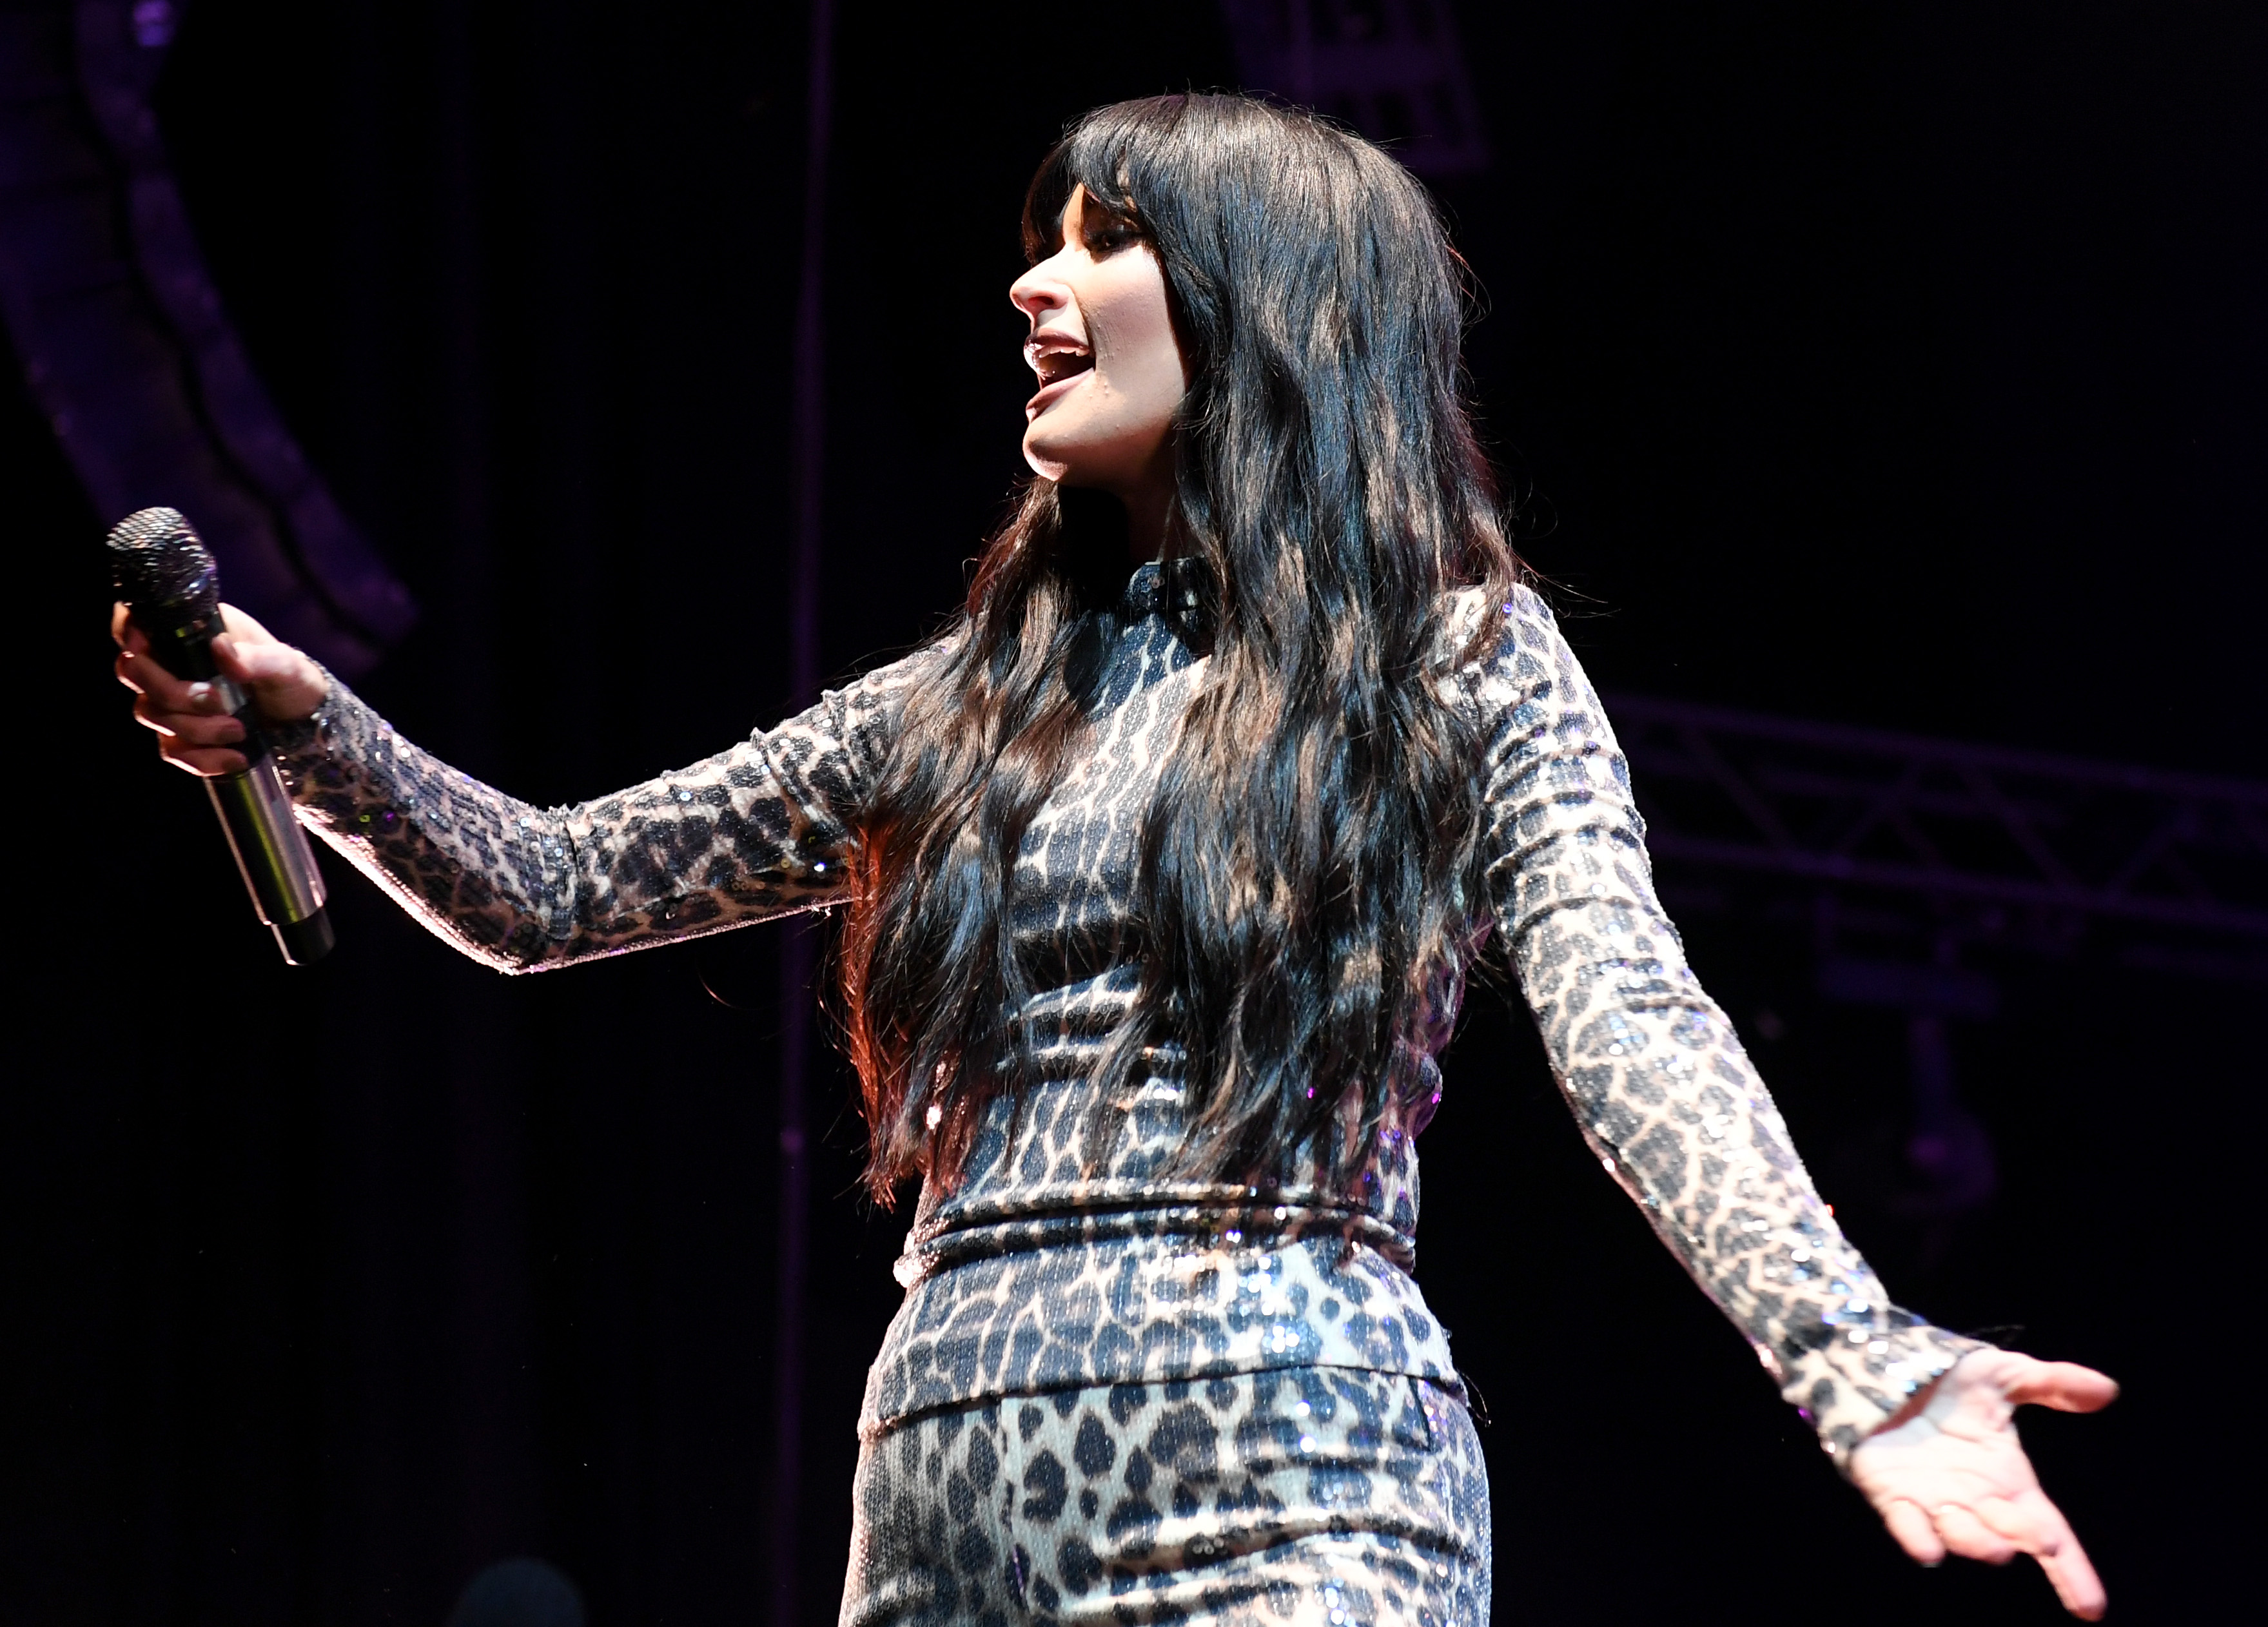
[{"xmin": 271, "ymin": 564, "xmax": 1979, "ymax": 1624}]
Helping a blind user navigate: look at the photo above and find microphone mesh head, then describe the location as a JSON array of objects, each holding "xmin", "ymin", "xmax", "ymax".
[{"xmin": 108, "ymin": 507, "xmax": 219, "ymax": 616}]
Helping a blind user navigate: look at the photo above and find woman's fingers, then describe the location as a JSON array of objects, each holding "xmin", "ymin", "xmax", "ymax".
[
  {"xmin": 112, "ymin": 601, "xmax": 310, "ymax": 779},
  {"xmin": 1926, "ymin": 1493, "xmax": 2106, "ymax": 1621},
  {"xmin": 215, "ymin": 606, "xmax": 327, "ymax": 720},
  {"xmin": 1975, "ymin": 1491, "xmax": 2108, "ymax": 1621},
  {"xmin": 2004, "ymin": 1359, "xmax": 2119, "ymax": 1414},
  {"xmin": 1969, "ymin": 1350, "xmax": 2118, "ymax": 1414},
  {"xmin": 215, "ymin": 601, "xmax": 281, "ymax": 647},
  {"xmin": 122, "ymin": 652, "xmax": 249, "ymax": 776},
  {"xmin": 139, "ymin": 707, "xmax": 250, "ymax": 774},
  {"xmin": 1932, "ymin": 1503, "xmax": 2019, "ymax": 1565},
  {"xmin": 118, "ymin": 648, "xmax": 188, "ymax": 708},
  {"xmin": 1881, "ymin": 1499, "xmax": 1945, "ymax": 1566},
  {"xmin": 111, "ymin": 601, "xmax": 149, "ymax": 652},
  {"xmin": 133, "ymin": 692, "xmax": 246, "ymax": 746},
  {"xmin": 2033, "ymin": 1517, "xmax": 2107, "ymax": 1621},
  {"xmin": 113, "ymin": 602, "xmax": 324, "ymax": 724},
  {"xmin": 1856, "ymin": 1351, "xmax": 2112, "ymax": 1619},
  {"xmin": 213, "ymin": 632, "xmax": 255, "ymax": 683},
  {"xmin": 1969, "ymin": 1491, "xmax": 2069, "ymax": 1559},
  {"xmin": 117, "ymin": 648, "xmax": 229, "ymax": 716},
  {"xmin": 217, "ymin": 630, "xmax": 310, "ymax": 692}
]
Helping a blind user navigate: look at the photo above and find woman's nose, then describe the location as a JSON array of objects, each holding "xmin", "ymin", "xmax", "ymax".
[{"xmin": 1009, "ymin": 263, "xmax": 1070, "ymax": 321}]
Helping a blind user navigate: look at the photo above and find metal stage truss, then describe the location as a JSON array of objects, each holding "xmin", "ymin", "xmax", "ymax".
[{"xmin": 1605, "ymin": 691, "xmax": 2268, "ymax": 1218}]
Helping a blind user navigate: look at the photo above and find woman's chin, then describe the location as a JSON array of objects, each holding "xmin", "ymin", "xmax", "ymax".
[
  {"xmin": 1024, "ymin": 434, "xmax": 1154, "ymax": 494},
  {"xmin": 1021, "ymin": 427, "xmax": 1091, "ymax": 486}
]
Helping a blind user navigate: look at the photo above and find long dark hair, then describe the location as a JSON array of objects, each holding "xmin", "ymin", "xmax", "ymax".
[{"xmin": 839, "ymin": 93, "xmax": 1523, "ymax": 1202}]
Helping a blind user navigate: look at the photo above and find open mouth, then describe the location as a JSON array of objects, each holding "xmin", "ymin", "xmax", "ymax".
[
  {"xmin": 1026, "ymin": 340, "xmax": 1094, "ymax": 416},
  {"xmin": 1033, "ymin": 347, "xmax": 1093, "ymax": 387}
]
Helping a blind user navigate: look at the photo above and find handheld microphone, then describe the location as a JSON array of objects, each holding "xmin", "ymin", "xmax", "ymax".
[{"xmin": 109, "ymin": 507, "xmax": 335, "ymax": 965}]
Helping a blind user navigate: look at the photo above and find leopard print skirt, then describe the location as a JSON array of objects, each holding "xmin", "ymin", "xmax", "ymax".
[{"xmin": 839, "ymin": 1367, "xmax": 1489, "ymax": 1626}]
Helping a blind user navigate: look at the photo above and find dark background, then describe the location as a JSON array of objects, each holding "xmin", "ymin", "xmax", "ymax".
[{"xmin": 9, "ymin": 1, "xmax": 2264, "ymax": 1622}]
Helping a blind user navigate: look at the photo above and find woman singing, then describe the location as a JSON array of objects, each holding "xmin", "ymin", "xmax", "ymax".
[{"xmin": 116, "ymin": 95, "xmax": 2114, "ymax": 1625}]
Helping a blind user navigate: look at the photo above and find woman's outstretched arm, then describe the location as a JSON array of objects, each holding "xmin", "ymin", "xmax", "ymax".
[
  {"xmin": 115, "ymin": 602, "xmax": 931, "ymax": 971},
  {"xmin": 1454, "ymin": 584, "xmax": 2113, "ymax": 1615}
]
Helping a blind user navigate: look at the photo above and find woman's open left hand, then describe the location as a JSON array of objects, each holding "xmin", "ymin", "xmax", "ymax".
[{"xmin": 1848, "ymin": 1348, "xmax": 2117, "ymax": 1619}]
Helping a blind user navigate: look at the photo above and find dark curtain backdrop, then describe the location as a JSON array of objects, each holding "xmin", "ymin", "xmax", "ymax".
[{"xmin": 9, "ymin": 2, "xmax": 2263, "ymax": 1624}]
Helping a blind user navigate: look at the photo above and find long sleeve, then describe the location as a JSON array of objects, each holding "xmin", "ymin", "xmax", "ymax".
[
  {"xmin": 268, "ymin": 647, "xmax": 938, "ymax": 972},
  {"xmin": 1458, "ymin": 585, "xmax": 1980, "ymax": 1461}
]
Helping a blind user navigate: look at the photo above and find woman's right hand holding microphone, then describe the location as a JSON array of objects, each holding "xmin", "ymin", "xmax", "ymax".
[{"xmin": 113, "ymin": 601, "xmax": 327, "ymax": 777}]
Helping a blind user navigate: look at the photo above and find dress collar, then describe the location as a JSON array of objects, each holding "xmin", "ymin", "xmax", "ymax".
[{"xmin": 1119, "ymin": 557, "xmax": 1206, "ymax": 621}]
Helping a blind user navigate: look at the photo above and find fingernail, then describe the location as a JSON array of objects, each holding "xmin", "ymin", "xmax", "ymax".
[{"xmin": 188, "ymin": 682, "xmax": 213, "ymax": 706}]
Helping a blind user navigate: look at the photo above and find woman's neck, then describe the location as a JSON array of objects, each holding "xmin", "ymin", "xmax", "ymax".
[
  {"xmin": 1122, "ymin": 481, "xmax": 1173, "ymax": 563},
  {"xmin": 1116, "ymin": 442, "xmax": 1178, "ymax": 563}
]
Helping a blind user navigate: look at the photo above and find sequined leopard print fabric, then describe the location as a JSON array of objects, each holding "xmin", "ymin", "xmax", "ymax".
[
  {"xmin": 268, "ymin": 643, "xmax": 934, "ymax": 967},
  {"xmin": 865, "ymin": 570, "xmax": 1458, "ymax": 1434},
  {"xmin": 1456, "ymin": 591, "xmax": 1980, "ymax": 1456},
  {"xmin": 841, "ymin": 1369, "xmax": 1488, "ymax": 1626},
  {"xmin": 272, "ymin": 563, "xmax": 1979, "ymax": 1458}
]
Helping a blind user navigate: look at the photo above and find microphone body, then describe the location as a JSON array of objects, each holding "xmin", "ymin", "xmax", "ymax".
[{"xmin": 110, "ymin": 508, "xmax": 335, "ymax": 965}]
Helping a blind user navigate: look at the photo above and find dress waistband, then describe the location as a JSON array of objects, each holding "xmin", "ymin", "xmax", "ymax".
[
  {"xmin": 894, "ymin": 1198, "xmax": 1417, "ymax": 1288},
  {"xmin": 860, "ymin": 1225, "xmax": 1463, "ymax": 1435}
]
